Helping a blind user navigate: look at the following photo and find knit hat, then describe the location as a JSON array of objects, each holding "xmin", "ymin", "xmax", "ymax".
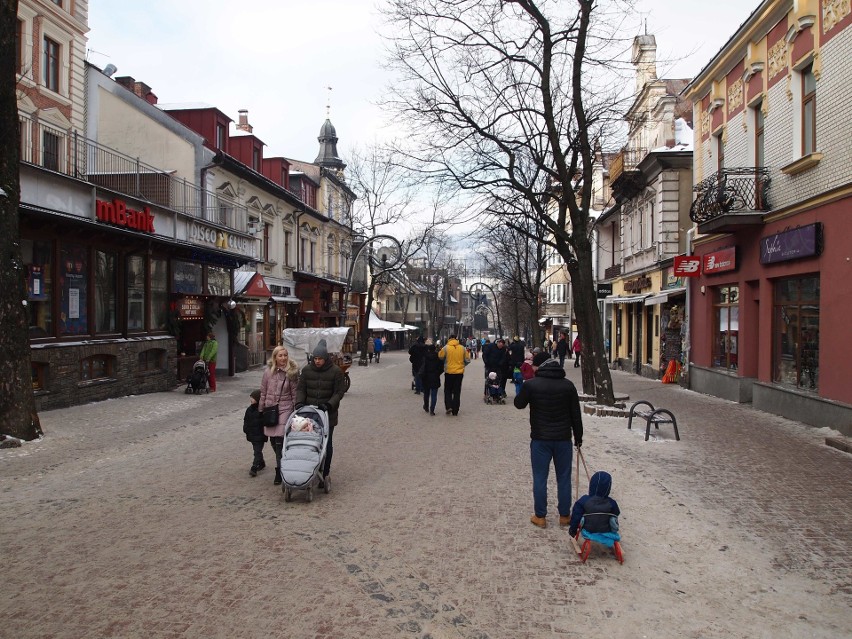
[
  {"xmin": 488, "ymin": 371, "xmax": 497, "ymax": 380},
  {"xmin": 250, "ymin": 389, "xmax": 261, "ymax": 402},
  {"xmin": 312, "ymin": 339, "xmax": 329, "ymax": 359},
  {"xmin": 532, "ymin": 351, "xmax": 549, "ymax": 367}
]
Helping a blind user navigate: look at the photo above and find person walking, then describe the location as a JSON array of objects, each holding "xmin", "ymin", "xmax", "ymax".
[
  {"xmin": 296, "ymin": 340, "xmax": 346, "ymax": 489},
  {"xmin": 367, "ymin": 336, "xmax": 375, "ymax": 362},
  {"xmin": 438, "ymin": 334, "xmax": 470, "ymax": 416},
  {"xmin": 513, "ymin": 356, "xmax": 583, "ymax": 529},
  {"xmin": 409, "ymin": 336, "xmax": 427, "ymax": 394},
  {"xmin": 572, "ymin": 335, "xmax": 582, "ymax": 368},
  {"xmin": 259, "ymin": 346, "xmax": 299, "ymax": 485},
  {"xmin": 374, "ymin": 335, "xmax": 383, "ymax": 363},
  {"xmin": 199, "ymin": 332, "xmax": 218, "ymax": 391},
  {"xmin": 242, "ymin": 389, "xmax": 267, "ymax": 477},
  {"xmin": 556, "ymin": 332, "xmax": 568, "ymax": 368},
  {"xmin": 508, "ymin": 336, "xmax": 525, "ymax": 370},
  {"xmin": 420, "ymin": 340, "xmax": 443, "ymax": 416}
]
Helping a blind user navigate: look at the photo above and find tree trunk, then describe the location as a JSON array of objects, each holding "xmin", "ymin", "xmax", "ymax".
[{"xmin": 0, "ymin": 0, "xmax": 42, "ymax": 440}]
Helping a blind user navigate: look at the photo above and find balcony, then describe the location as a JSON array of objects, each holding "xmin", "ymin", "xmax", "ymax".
[
  {"xmin": 604, "ymin": 264, "xmax": 622, "ymax": 280},
  {"xmin": 610, "ymin": 147, "xmax": 647, "ymax": 200},
  {"xmin": 19, "ymin": 117, "xmax": 249, "ymax": 234},
  {"xmin": 690, "ymin": 168, "xmax": 770, "ymax": 234}
]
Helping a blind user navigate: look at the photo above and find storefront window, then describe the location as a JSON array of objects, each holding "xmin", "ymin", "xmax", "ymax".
[
  {"xmin": 207, "ymin": 266, "xmax": 231, "ymax": 296},
  {"xmin": 95, "ymin": 250, "xmax": 116, "ymax": 333},
  {"xmin": 127, "ymin": 255, "xmax": 146, "ymax": 331},
  {"xmin": 23, "ymin": 239, "xmax": 53, "ymax": 338},
  {"xmin": 59, "ymin": 243, "xmax": 88, "ymax": 336},
  {"xmin": 149, "ymin": 258, "xmax": 168, "ymax": 331},
  {"xmin": 712, "ymin": 285, "xmax": 739, "ymax": 370},
  {"xmin": 773, "ymin": 275, "xmax": 819, "ymax": 390},
  {"xmin": 172, "ymin": 260, "xmax": 203, "ymax": 294}
]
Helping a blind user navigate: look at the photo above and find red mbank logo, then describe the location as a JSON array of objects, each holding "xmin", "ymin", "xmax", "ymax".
[{"xmin": 96, "ymin": 198, "xmax": 155, "ymax": 233}]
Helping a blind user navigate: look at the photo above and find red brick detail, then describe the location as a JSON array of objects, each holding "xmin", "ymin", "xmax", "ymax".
[
  {"xmin": 791, "ymin": 25, "xmax": 815, "ymax": 66},
  {"xmin": 767, "ymin": 17, "xmax": 789, "ymax": 90},
  {"xmin": 747, "ymin": 69, "xmax": 764, "ymax": 103},
  {"xmin": 726, "ymin": 60, "xmax": 745, "ymax": 119}
]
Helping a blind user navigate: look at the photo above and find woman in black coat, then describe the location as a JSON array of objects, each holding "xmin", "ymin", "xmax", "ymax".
[{"xmin": 420, "ymin": 342, "xmax": 443, "ymax": 416}]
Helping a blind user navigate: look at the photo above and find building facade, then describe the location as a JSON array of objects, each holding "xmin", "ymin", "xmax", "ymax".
[
  {"xmin": 684, "ymin": 0, "xmax": 852, "ymax": 432},
  {"xmin": 601, "ymin": 35, "xmax": 694, "ymax": 379}
]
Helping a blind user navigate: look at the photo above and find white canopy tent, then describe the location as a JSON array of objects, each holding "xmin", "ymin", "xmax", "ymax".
[{"xmin": 368, "ymin": 310, "xmax": 418, "ymax": 332}]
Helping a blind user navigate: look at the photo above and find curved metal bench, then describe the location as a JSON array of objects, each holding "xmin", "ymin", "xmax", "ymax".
[{"xmin": 627, "ymin": 400, "xmax": 680, "ymax": 441}]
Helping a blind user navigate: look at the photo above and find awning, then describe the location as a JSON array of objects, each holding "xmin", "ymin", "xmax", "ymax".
[
  {"xmin": 270, "ymin": 295, "xmax": 302, "ymax": 304},
  {"xmin": 235, "ymin": 272, "xmax": 272, "ymax": 298},
  {"xmin": 644, "ymin": 288, "xmax": 687, "ymax": 306},
  {"xmin": 368, "ymin": 310, "xmax": 418, "ymax": 332},
  {"xmin": 604, "ymin": 294, "xmax": 651, "ymax": 304},
  {"xmin": 538, "ymin": 316, "xmax": 552, "ymax": 324}
]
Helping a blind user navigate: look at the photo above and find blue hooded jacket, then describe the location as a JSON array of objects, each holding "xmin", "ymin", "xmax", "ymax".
[{"xmin": 569, "ymin": 471, "xmax": 620, "ymax": 536}]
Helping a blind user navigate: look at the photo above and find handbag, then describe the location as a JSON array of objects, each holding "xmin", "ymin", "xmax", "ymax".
[
  {"xmin": 261, "ymin": 405, "xmax": 279, "ymax": 426},
  {"xmin": 261, "ymin": 376, "xmax": 287, "ymax": 427}
]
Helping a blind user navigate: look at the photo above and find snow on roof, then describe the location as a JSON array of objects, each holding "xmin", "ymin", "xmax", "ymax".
[
  {"xmin": 675, "ymin": 118, "xmax": 693, "ymax": 146},
  {"xmin": 157, "ymin": 102, "xmax": 216, "ymax": 111}
]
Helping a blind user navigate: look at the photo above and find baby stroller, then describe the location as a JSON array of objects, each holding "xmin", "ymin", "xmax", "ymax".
[
  {"xmin": 184, "ymin": 360, "xmax": 209, "ymax": 394},
  {"xmin": 484, "ymin": 371, "xmax": 505, "ymax": 405},
  {"xmin": 280, "ymin": 405, "xmax": 330, "ymax": 503}
]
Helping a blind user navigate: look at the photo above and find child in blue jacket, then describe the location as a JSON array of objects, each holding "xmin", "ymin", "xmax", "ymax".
[{"xmin": 568, "ymin": 471, "xmax": 621, "ymax": 536}]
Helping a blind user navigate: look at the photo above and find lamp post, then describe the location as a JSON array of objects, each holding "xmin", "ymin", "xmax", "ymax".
[
  {"xmin": 469, "ymin": 281, "xmax": 502, "ymax": 338},
  {"xmin": 343, "ymin": 234, "xmax": 404, "ymax": 366}
]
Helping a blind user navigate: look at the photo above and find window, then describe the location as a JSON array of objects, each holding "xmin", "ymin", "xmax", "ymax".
[
  {"xmin": 773, "ymin": 276, "xmax": 819, "ymax": 391},
  {"xmin": 139, "ymin": 349, "xmax": 166, "ymax": 372},
  {"xmin": 715, "ymin": 131, "xmax": 724, "ymax": 171},
  {"xmin": 51, "ymin": 0, "xmax": 63, "ymax": 5},
  {"xmin": 95, "ymin": 250, "xmax": 117, "ymax": 333},
  {"xmin": 207, "ymin": 266, "xmax": 231, "ymax": 296},
  {"xmin": 263, "ymin": 223, "xmax": 271, "ymax": 262},
  {"xmin": 310, "ymin": 241, "xmax": 316, "ymax": 271},
  {"xmin": 548, "ymin": 283, "xmax": 566, "ymax": 304},
  {"xmin": 802, "ymin": 65, "xmax": 816, "ymax": 155},
  {"xmin": 43, "ymin": 130, "xmax": 61, "ymax": 171},
  {"xmin": 43, "ymin": 36, "xmax": 60, "ymax": 92},
  {"xmin": 754, "ymin": 101, "xmax": 765, "ymax": 167},
  {"xmin": 80, "ymin": 355, "xmax": 115, "ymax": 381},
  {"xmin": 252, "ymin": 147, "xmax": 261, "ymax": 171},
  {"xmin": 23, "ymin": 239, "xmax": 53, "ymax": 337},
  {"xmin": 127, "ymin": 255, "xmax": 146, "ymax": 331},
  {"xmin": 149, "ymin": 258, "xmax": 168, "ymax": 331},
  {"xmin": 300, "ymin": 238, "xmax": 308, "ymax": 270},
  {"xmin": 59, "ymin": 243, "xmax": 88, "ymax": 336},
  {"xmin": 32, "ymin": 362, "xmax": 47, "ymax": 390},
  {"xmin": 216, "ymin": 123, "xmax": 226, "ymax": 150},
  {"xmin": 284, "ymin": 230, "xmax": 291, "ymax": 266},
  {"xmin": 327, "ymin": 243, "xmax": 334, "ymax": 274},
  {"xmin": 712, "ymin": 285, "xmax": 739, "ymax": 370},
  {"xmin": 16, "ymin": 20, "xmax": 23, "ymax": 72}
]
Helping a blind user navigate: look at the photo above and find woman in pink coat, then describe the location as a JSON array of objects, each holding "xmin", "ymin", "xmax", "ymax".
[{"xmin": 259, "ymin": 345, "xmax": 300, "ymax": 485}]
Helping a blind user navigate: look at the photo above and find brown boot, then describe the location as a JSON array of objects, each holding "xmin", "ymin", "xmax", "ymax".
[
  {"xmin": 559, "ymin": 516, "xmax": 570, "ymax": 527},
  {"xmin": 530, "ymin": 515, "xmax": 547, "ymax": 528}
]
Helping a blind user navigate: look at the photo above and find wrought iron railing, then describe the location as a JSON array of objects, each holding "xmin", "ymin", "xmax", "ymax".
[
  {"xmin": 604, "ymin": 264, "xmax": 622, "ymax": 279},
  {"xmin": 689, "ymin": 167, "xmax": 771, "ymax": 224},
  {"xmin": 19, "ymin": 116, "xmax": 250, "ymax": 234}
]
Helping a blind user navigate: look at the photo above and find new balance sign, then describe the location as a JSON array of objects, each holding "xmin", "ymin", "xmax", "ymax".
[{"xmin": 673, "ymin": 256, "xmax": 701, "ymax": 277}]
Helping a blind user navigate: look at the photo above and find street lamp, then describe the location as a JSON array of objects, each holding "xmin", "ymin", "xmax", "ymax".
[
  {"xmin": 343, "ymin": 234, "xmax": 404, "ymax": 366},
  {"xmin": 468, "ymin": 281, "xmax": 502, "ymax": 338}
]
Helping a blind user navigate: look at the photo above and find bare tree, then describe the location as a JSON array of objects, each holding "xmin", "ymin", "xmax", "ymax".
[
  {"xmin": 1, "ymin": 0, "xmax": 42, "ymax": 441},
  {"xmin": 476, "ymin": 207, "xmax": 552, "ymax": 346},
  {"xmin": 381, "ymin": 0, "xmax": 635, "ymax": 403}
]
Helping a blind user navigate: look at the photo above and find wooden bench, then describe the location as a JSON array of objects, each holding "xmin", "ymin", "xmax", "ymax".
[{"xmin": 627, "ymin": 400, "xmax": 680, "ymax": 441}]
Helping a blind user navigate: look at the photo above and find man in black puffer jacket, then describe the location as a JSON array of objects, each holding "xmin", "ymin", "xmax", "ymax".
[
  {"xmin": 296, "ymin": 339, "xmax": 346, "ymax": 489},
  {"xmin": 514, "ymin": 355, "xmax": 583, "ymax": 529}
]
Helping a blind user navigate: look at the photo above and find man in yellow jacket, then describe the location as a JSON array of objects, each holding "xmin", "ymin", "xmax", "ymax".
[{"xmin": 438, "ymin": 334, "xmax": 470, "ymax": 416}]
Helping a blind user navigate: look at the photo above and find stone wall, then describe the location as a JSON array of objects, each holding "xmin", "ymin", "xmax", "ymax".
[{"xmin": 32, "ymin": 336, "xmax": 178, "ymax": 411}]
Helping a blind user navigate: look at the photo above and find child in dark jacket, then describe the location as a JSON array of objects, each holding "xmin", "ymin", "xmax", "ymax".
[
  {"xmin": 243, "ymin": 389, "xmax": 267, "ymax": 477},
  {"xmin": 568, "ymin": 471, "xmax": 621, "ymax": 537}
]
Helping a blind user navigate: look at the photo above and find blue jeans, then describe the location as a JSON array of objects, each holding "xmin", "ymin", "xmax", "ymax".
[
  {"xmin": 530, "ymin": 439, "xmax": 573, "ymax": 518},
  {"xmin": 413, "ymin": 371, "xmax": 423, "ymax": 393}
]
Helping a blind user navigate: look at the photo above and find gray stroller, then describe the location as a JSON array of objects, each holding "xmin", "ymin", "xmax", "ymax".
[{"xmin": 280, "ymin": 405, "xmax": 330, "ymax": 502}]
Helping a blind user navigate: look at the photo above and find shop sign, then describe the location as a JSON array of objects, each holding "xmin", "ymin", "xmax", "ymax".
[
  {"xmin": 759, "ymin": 223, "xmax": 822, "ymax": 264},
  {"xmin": 703, "ymin": 247, "xmax": 736, "ymax": 274},
  {"xmin": 96, "ymin": 198, "xmax": 155, "ymax": 233},
  {"xmin": 624, "ymin": 276, "xmax": 652, "ymax": 292},
  {"xmin": 596, "ymin": 282, "xmax": 613, "ymax": 298},
  {"xmin": 178, "ymin": 296, "xmax": 204, "ymax": 319},
  {"xmin": 673, "ymin": 256, "xmax": 702, "ymax": 277},
  {"xmin": 189, "ymin": 221, "xmax": 249, "ymax": 253}
]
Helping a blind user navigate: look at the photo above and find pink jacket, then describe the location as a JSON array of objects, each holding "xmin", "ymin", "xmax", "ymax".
[{"xmin": 259, "ymin": 367, "xmax": 298, "ymax": 437}]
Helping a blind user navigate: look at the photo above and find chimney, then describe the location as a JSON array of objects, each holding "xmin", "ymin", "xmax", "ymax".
[
  {"xmin": 115, "ymin": 76, "xmax": 135, "ymax": 91},
  {"xmin": 236, "ymin": 109, "xmax": 253, "ymax": 133}
]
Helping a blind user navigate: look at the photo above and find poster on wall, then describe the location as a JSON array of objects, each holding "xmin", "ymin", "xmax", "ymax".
[{"xmin": 60, "ymin": 244, "xmax": 88, "ymax": 335}]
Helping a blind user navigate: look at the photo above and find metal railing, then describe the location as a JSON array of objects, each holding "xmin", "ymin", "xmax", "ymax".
[
  {"xmin": 689, "ymin": 167, "xmax": 771, "ymax": 224},
  {"xmin": 19, "ymin": 116, "xmax": 249, "ymax": 234}
]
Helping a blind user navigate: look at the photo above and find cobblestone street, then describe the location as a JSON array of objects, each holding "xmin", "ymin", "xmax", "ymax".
[{"xmin": 2, "ymin": 352, "xmax": 850, "ymax": 638}]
